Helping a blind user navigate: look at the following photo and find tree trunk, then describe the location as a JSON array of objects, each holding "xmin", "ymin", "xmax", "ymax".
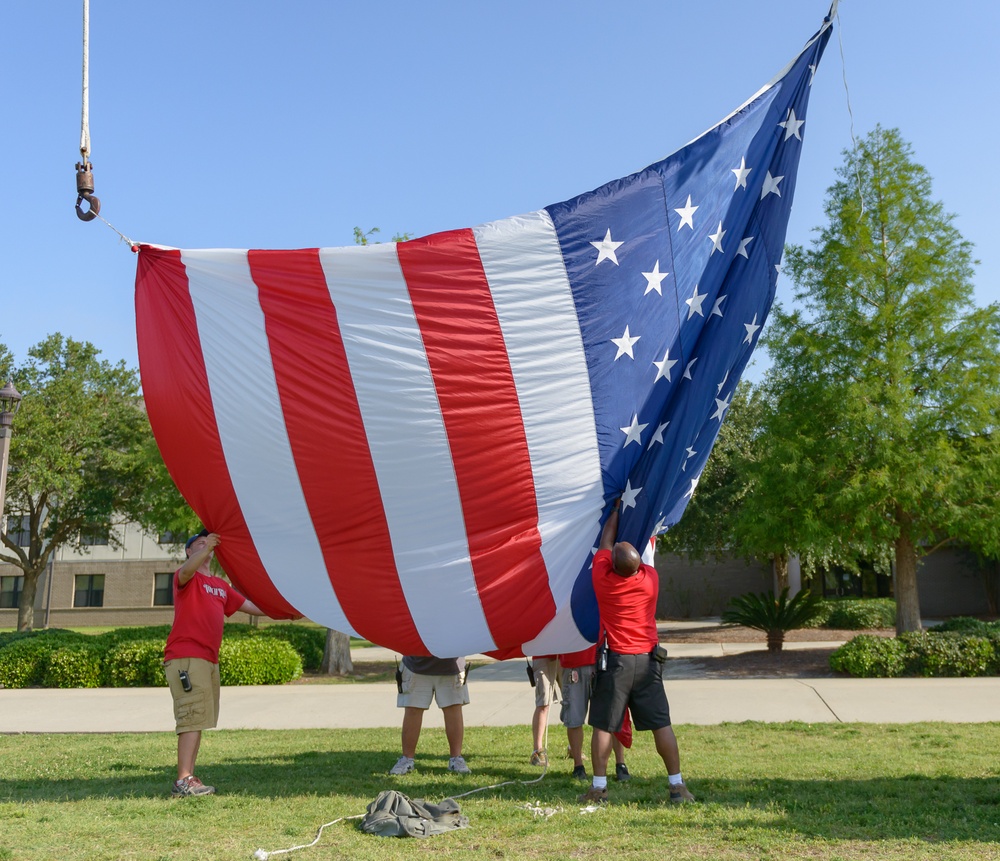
[
  {"xmin": 773, "ymin": 553, "xmax": 789, "ymax": 593},
  {"xmin": 16, "ymin": 567, "xmax": 42, "ymax": 632},
  {"xmin": 894, "ymin": 527, "xmax": 922, "ymax": 634},
  {"xmin": 321, "ymin": 628, "xmax": 353, "ymax": 675},
  {"xmin": 766, "ymin": 630, "xmax": 785, "ymax": 653}
]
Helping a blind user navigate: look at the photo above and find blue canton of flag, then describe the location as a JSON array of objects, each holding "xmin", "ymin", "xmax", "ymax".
[{"xmin": 555, "ymin": 9, "xmax": 835, "ymax": 639}]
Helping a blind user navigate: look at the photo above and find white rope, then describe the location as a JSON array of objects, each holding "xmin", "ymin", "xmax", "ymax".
[
  {"xmin": 835, "ymin": 2, "xmax": 865, "ymax": 217},
  {"xmin": 80, "ymin": 0, "xmax": 90, "ymax": 161},
  {"xmin": 93, "ymin": 211, "xmax": 137, "ymax": 248},
  {"xmin": 253, "ymin": 814, "xmax": 364, "ymax": 860}
]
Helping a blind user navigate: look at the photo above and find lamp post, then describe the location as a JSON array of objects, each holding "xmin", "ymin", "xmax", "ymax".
[{"xmin": 0, "ymin": 380, "xmax": 23, "ymax": 537}]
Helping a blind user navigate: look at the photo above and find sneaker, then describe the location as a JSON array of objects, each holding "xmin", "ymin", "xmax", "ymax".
[
  {"xmin": 389, "ymin": 756, "xmax": 415, "ymax": 775},
  {"xmin": 669, "ymin": 781, "xmax": 695, "ymax": 803},
  {"xmin": 530, "ymin": 749, "xmax": 548, "ymax": 767},
  {"xmin": 171, "ymin": 775, "xmax": 215, "ymax": 797},
  {"xmin": 448, "ymin": 755, "xmax": 472, "ymax": 774},
  {"xmin": 615, "ymin": 762, "xmax": 631, "ymax": 782},
  {"xmin": 578, "ymin": 786, "xmax": 608, "ymax": 804},
  {"xmin": 571, "ymin": 764, "xmax": 588, "ymax": 781}
]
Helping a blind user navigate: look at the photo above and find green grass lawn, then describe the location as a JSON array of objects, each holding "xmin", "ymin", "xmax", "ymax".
[{"xmin": 2, "ymin": 723, "xmax": 999, "ymax": 860}]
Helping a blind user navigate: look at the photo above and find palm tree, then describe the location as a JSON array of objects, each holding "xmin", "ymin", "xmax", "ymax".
[{"xmin": 721, "ymin": 588, "xmax": 824, "ymax": 653}]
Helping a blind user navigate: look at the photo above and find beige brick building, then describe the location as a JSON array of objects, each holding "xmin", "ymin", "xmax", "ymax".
[{"xmin": 0, "ymin": 520, "xmax": 254, "ymax": 629}]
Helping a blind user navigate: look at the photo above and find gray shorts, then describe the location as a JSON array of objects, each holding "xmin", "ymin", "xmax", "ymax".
[
  {"xmin": 397, "ymin": 666, "xmax": 470, "ymax": 709},
  {"xmin": 559, "ymin": 665, "xmax": 593, "ymax": 728},
  {"xmin": 532, "ymin": 657, "xmax": 560, "ymax": 708}
]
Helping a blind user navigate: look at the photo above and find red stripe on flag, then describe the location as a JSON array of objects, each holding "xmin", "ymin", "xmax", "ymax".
[
  {"xmin": 134, "ymin": 246, "xmax": 298, "ymax": 618},
  {"xmin": 397, "ymin": 230, "xmax": 557, "ymax": 645},
  {"xmin": 247, "ymin": 249, "xmax": 427, "ymax": 653}
]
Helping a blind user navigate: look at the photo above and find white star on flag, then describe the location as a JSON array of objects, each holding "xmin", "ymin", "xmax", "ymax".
[
  {"xmin": 642, "ymin": 261, "xmax": 669, "ymax": 296},
  {"xmin": 683, "ymin": 477, "xmax": 700, "ymax": 499},
  {"xmin": 711, "ymin": 295, "xmax": 727, "ymax": 318},
  {"xmin": 761, "ymin": 171, "xmax": 784, "ymax": 199},
  {"xmin": 683, "ymin": 358, "xmax": 698, "ymax": 380},
  {"xmin": 620, "ymin": 414, "xmax": 649, "ymax": 447},
  {"xmin": 652, "ymin": 349, "xmax": 678, "ymax": 383},
  {"xmin": 778, "ymin": 108, "xmax": 805, "ymax": 141},
  {"xmin": 711, "ymin": 393, "xmax": 732, "ymax": 421},
  {"xmin": 621, "ymin": 480, "xmax": 642, "ymax": 510},
  {"xmin": 731, "ymin": 156, "xmax": 752, "ymax": 190},
  {"xmin": 708, "ymin": 222, "xmax": 726, "ymax": 255},
  {"xmin": 591, "ymin": 229, "xmax": 624, "ymax": 265},
  {"xmin": 685, "ymin": 285, "xmax": 707, "ymax": 319},
  {"xmin": 648, "ymin": 421, "xmax": 669, "ymax": 448},
  {"xmin": 736, "ymin": 235, "xmax": 754, "ymax": 258},
  {"xmin": 611, "ymin": 325, "xmax": 640, "ymax": 359},
  {"xmin": 743, "ymin": 314, "xmax": 761, "ymax": 344},
  {"xmin": 674, "ymin": 195, "xmax": 698, "ymax": 230}
]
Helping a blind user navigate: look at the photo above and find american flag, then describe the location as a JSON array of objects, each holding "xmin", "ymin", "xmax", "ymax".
[{"xmin": 135, "ymin": 10, "xmax": 833, "ymax": 658}]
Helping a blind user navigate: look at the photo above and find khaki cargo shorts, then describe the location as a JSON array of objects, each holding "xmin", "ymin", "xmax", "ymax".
[
  {"xmin": 397, "ymin": 667, "xmax": 470, "ymax": 710},
  {"xmin": 164, "ymin": 657, "xmax": 220, "ymax": 734}
]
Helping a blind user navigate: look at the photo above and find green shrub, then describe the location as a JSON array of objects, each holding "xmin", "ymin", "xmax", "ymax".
[
  {"xmin": 830, "ymin": 634, "xmax": 906, "ymax": 677},
  {"xmin": 0, "ymin": 631, "xmax": 92, "ymax": 688},
  {"xmin": 832, "ymin": 631, "xmax": 1000, "ymax": 678},
  {"xmin": 219, "ymin": 638, "xmax": 302, "ymax": 685},
  {"xmin": 819, "ymin": 598, "xmax": 897, "ymax": 630},
  {"xmin": 95, "ymin": 625, "xmax": 171, "ymax": 649},
  {"xmin": 898, "ymin": 631, "xmax": 996, "ymax": 678},
  {"xmin": 260, "ymin": 624, "xmax": 326, "ymax": 671},
  {"xmin": 41, "ymin": 644, "xmax": 103, "ymax": 688},
  {"xmin": 0, "ymin": 638, "xmax": 51, "ymax": 688},
  {"xmin": 928, "ymin": 617, "xmax": 1000, "ymax": 636},
  {"xmin": 104, "ymin": 640, "xmax": 168, "ymax": 687}
]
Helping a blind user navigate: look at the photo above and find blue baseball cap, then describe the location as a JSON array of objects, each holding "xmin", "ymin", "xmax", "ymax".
[{"xmin": 185, "ymin": 529, "xmax": 210, "ymax": 550}]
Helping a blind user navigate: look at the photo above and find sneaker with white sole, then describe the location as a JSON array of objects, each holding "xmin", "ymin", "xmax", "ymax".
[
  {"xmin": 171, "ymin": 775, "xmax": 215, "ymax": 797},
  {"xmin": 448, "ymin": 755, "xmax": 471, "ymax": 774},
  {"xmin": 389, "ymin": 756, "xmax": 415, "ymax": 775}
]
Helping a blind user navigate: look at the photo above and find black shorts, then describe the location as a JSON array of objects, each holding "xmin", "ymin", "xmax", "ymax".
[{"xmin": 587, "ymin": 651, "xmax": 671, "ymax": 733}]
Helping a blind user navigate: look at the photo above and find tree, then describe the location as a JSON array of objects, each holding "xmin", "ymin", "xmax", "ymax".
[
  {"xmin": 764, "ymin": 126, "xmax": 1000, "ymax": 633},
  {"xmin": 0, "ymin": 335, "xmax": 157, "ymax": 631}
]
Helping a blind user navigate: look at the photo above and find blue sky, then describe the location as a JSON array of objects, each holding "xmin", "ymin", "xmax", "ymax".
[{"xmin": 2, "ymin": 1, "xmax": 997, "ymax": 379}]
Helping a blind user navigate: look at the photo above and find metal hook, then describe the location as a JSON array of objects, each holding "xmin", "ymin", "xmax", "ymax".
[
  {"xmin": 76, "ymin": 192, "xmax": 100, "ymax": 221},
  {"xmin": 75, "ymin": 161, "xmax": 100, "ymax": 222}
]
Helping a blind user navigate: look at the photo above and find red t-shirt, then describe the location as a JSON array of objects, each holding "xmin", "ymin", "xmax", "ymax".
[
  {"xmin": 164, "ymin": 570, "xmax": 247, "ymax": 663},
  {"xmin": 591, "ymin": 548, "xmax": 659, "ymax": 654},
  {"xmin": 558, "ymin": 645, "xmax": 597, "ymax": 669}
]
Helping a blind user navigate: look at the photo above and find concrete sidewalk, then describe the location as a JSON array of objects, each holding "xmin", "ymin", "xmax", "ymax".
[{"xmin": 2, "ymin": 661, "xmax": 998, "ymax": 733}]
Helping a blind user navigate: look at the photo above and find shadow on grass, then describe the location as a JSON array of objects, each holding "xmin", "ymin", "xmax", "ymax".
[{"xmin": 4, "ymin": 750, "xmax": 999, "ymax": 843}]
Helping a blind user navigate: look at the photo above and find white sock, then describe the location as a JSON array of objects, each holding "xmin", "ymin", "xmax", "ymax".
[
  {"xmin": 592, "ymin": 776, "xmax": 608, "ymax": 790},
  {"xmin": 668, "ymin": 772, "xmax": 684, "ymax": 786}
]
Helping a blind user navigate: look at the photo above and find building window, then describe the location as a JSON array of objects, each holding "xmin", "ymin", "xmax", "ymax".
[
  {"xmin": 158, "ymin": 531, "xmax": 181, "ymax": 545},
  {"xmin": 0, "ymin": 576, "xmax": 22, "ymax": 609},
  {"xmin": 153, "ymin": 572, "xmax": 174, "ymax": 606},
  {"xmin": 74, "ymin": 574, "xmax": 105, "ymax": 608},
  {"xmin": 7, "ymin": 515, "xmax": 30, "ymax": 547},
  {"xmin": 80, "ymin": 524, "xmax": 110, "ymax": 546}
]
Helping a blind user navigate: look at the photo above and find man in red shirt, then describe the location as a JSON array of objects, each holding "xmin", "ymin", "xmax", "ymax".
[
  {"xmin": 164, "ymin": 530, "xmax": 266, "ymax": 797},
  {"xmin": 579, "ymin": 499, "xmax": 694, "ymax": 805}
]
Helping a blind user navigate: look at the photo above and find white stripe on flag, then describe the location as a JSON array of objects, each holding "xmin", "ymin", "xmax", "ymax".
[
  {"xmin": 183, "ymin": 249, "xmax": 354, "ymax": 632},
  {"xmin": 474, "ymin": 212, "xmax": 605, "ymax": 615},
  {"xmin": 318, "ymin": 243, "xmax": 496, "ymax": 656}
]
